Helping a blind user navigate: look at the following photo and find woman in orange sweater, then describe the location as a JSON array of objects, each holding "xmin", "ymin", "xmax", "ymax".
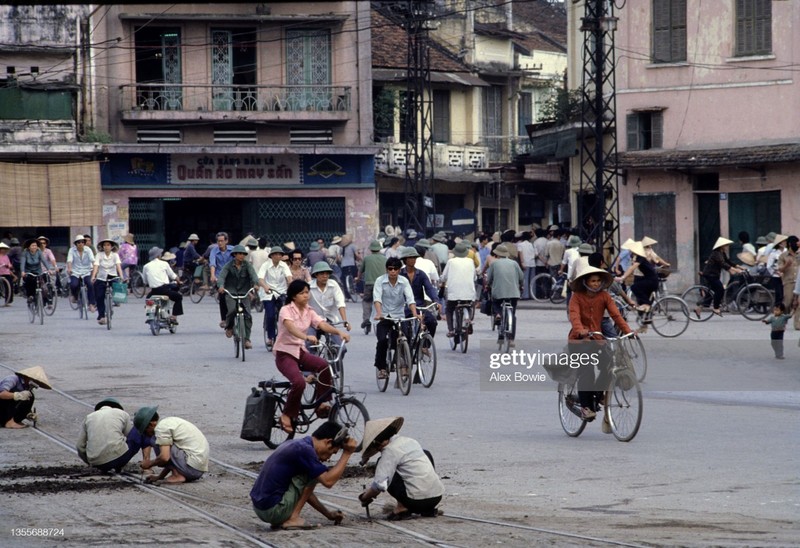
[{"xmin": 568, "ymin": 260, "xmax": 633, "ymax": 424}]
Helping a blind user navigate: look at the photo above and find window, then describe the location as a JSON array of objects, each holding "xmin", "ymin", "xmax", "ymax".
[
  {"xmin": 286, "ymin": 29, "xmax": 331, "ymax": 111},
  {"xmin": 652, "ymin": 0, "xmax": 686, "ymax": 63},
  {"xmin": 135, "ymin": 27, "xmax": 182, "ymax": 110},
  {"xmin": 211, "ymin": 28, "xmax": 257, "ymax": 111},
  {"xmin": 735, "ymin": 0, "xmax": 771, "ymax": 56},
  {"xmin": 634, "ymin": 194, "xmax": 677, "ymax": 268},
  {"xmin": 432, "ymin": 90, "xmax": 450, "ymax": 143},
  {"xmin": 373, "ymin": 87, "xmax": 395, "ymax": 142},
  {"xmin": 482, "ymin": 86, "xmax": 503, "ymax": 157},
  {"xmin": 518, "ymin": 92, "xmax": 532, "ymax": 136},
  {"xmin": 399, "ymin": 91, "xmax": 416, "ymax": 143},
  {"xmin": 626, "ymin": 111, "xmax": 663, "ymax": 151}
]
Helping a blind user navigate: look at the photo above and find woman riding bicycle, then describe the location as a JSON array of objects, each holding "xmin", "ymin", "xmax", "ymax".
[
  {"xmin": 91, "ymin": 238, "xmax": 124, "ymax": 325},
  {"xmin": 66, "ymin": 234, "xmax": 97, "ymax": 311},
  {"xmin": 568, "ymin": 261, "xmax": 633, "ymax": 425},
  {"xmin": 20, "ymin": 239, "xmax": 54, "ymax": 304},
  {"xmin": 696, "ymin": 237, "xmax": 744, "ymax": 317},
  {"xmin": 616, "ymin": 241, "xmax": 658, "ymax": 313},
  {"xmin": 274, "ymin": 279, "xmax": 350, "ymax": 434}
]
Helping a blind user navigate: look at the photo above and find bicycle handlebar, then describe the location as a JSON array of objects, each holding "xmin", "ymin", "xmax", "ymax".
[
  {"xmin": 584, "ymin": 331, "xmax": 638, "ymax": 341},
  {"xmin": 222, "ymin": 287, "xmax": 256, "ymax": 299}
]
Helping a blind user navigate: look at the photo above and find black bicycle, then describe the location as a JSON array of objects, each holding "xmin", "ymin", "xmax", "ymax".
[
  {"xmin": 69, "ymin": 275, "xmax": 90, "ymax": 321},
  {"xmin": 260, "ymin": 342, "xmax": 368, "ymax": 449},
  {"xmin": 448, "ymin": 300, "xmax": 474, "ymax": 354},
  {"xmin": 224, "ymin": 287, "xmax": 256, "ymax": 362}
]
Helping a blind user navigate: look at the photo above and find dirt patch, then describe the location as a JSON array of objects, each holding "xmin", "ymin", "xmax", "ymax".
[{"xmin": 1, "ymin": 464, "xmax": 136, "ymax": 494}]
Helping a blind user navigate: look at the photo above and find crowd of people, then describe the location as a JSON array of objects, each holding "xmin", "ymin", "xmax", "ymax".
[{"xmin": 2, "ymin": 223, "xmax": 799, "ymax": 531}]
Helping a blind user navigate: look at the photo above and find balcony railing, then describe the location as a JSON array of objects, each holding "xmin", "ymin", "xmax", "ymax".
[{"xmin": 119, "ymin": 83, "xmax": 351, "ymax": 114}]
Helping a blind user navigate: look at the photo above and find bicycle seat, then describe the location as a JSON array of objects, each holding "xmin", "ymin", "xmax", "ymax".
[{"xmin": 150, "ymin": 295, "xmax": 170, "ymax": 302}]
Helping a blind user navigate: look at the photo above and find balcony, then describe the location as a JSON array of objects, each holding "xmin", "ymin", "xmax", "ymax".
[
  {"xmin": 375, "ymin": 142, "xmax": 489, "ymax": 174},
  {"xmin": 119, "ymin": 83, "xmax": 352, "ymax": 123}
]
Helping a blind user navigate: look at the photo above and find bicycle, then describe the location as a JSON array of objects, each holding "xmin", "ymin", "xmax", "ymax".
[
  {"xmin": 223, "ymin": 287, "xmax": 256, "ymax": 362},
  {"xmin": 260, "ymin": 342, "xmax": 368, "ymax": 449},
  {"xmin": 0, "ymin": 276, "xmax": 12, "ymax": 306},
  {"xmin": 682, "ymin": 270, "xmax": 773, "ymax": 322},
  {"xmin": 448, "ymin": 300, "xmax": 474, "ymax": 354},
  {"xmin": 127, "ymin": 266, "xmax": 146, "ymax": 299},
  {"xmin": 496, "ymin": 299, "xmax": 515, "ymax": 353},
  {"xmin": 43, "ymin": 272, "xmax": 57, "ymax": 316},
  {"xmin": 102, "ymin": 276, "xmax": 120, "ymax": 330},
  {"xmin": 262, "ymin": 291, "xmax": 286, "ymax": 351},
  {"xmin": 26, "ymin": 273, "xmax": 48, "ymax": 325},
  {"xmin": 309, "ymin": 320, "xmax": 348, "ymax": 394},
  {"xmin": 530, "ymin": 272, "xmax": 568, "ymax": 304},
  {"xmin": 557, "ymin": 331, "xmax": 643, "ymax": 442},
  {"xmin": 617, "ymin": 289, "xmax": 689, "ymax": 338},
  {"xmin": 409, "ymin": 302, "xmax": 438, "ymax": 388},
  {"xmin": 344, "ymin": 272, "xmax": 360, "ymax": 303},
  {"xmin": 69, "ymin": 275, "xmax": 91, "ymax": 320},
  {"xmin": 376, "ymin": 315, "xmax": 417, "ymax": 395}
]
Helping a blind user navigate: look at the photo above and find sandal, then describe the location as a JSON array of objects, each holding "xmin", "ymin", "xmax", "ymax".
[
  {"xmin": 315, "ymin": 403, "xmax": 331, "ymax": 419},
  {"xmin": 387, "ymin": 510, "xmax": 413, "ymax": 521},
  {"xmin": 376, "ymin": 369, "xmax": 389, "ymax": 380}
]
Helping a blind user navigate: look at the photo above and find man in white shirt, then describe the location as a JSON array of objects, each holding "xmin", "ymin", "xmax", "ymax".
[
  {"xmin": 516, "ymin": 232, "xmax": 536, "ymax": 299},
  {"xmin": 441, "ymin": 242, "xmax": 477, "ymax": 339},
  {"xmin": 258, "ymin": 246, "xmax": 293, "ymax": 349},
  {"xmin": 142, "ymin": 247, "xmax": 182, "ymax": 321},
  {"xmin": 308, "ymin": 261, "xmax": 350, "ymax": 347}
]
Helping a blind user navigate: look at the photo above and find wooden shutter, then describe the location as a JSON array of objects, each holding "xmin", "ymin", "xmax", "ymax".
[
  {"xmin": 432, "ymin": 90, "xmax": 450, "ymax": 143},
  {"xmin": 652, "ymin": 0, "xmax": 671, "ymax": 62},
  {"xmin": 754, "ymin": 0, "xmax": 771, "ymax": 54},
  {"xmin": 670, "ymin": 0, "xmax": 687, "ymax": 62},
  {"xmin": 651, "ymin": 112, "xmax": 664, "ymax": 149},
  {"xmin": 626, "ymin": 114, "xmax": 640, "ymax": 151}
]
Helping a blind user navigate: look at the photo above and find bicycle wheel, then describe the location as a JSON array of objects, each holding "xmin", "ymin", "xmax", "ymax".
[
  {"xmin": 449, "ymin": 309, "xmax": 460, "ymax": 351},
  {"xmin": 79, "ymin": 286, "xmax": 88, "ymax": 320},
  {"xmin": 459, "ymin": 307, "xmax": 470, "ymax": 354},
  {"xmin": 621, "ymin": 336, "xmax": 647, "ymax": 383},
  {"xmin": 498, "ymin": 310, "xmax": 510, "ymax": 353},
  {"xmin": 130, "ymin": 272, "xmax": 146, "ymax": 298},
  {"xmin": 68, "ymin": 284, "xmax": 79, "ymax": 310},
  {"xmin": 301, "ymin": 374, "xmax": 317, "ymax": 405},
  {"xmin": 0, "ymin": 277, "xmax": 10, "ymax": 306},
  {"xmin": 417, "ymin": 333, "xmax": 437, "ymax": 388},
  {"xmin": 44, "ymin": 282, "xmax": 57, "ymax": 316},
  {"xmin": 503, "ymin": 305, "xmax": 514, "ymax": 350},
  {"xmin": 558, "ymin": 380, "xmax": 586, "ymax": 437},
  {"xmin": 105, "ymin": 291, "xmax": 113, "ymax": 330},
  {"xmin": 189, "ymin": 279, "xmax": 205, "ymax": 303},
  {"xmin": 149, "ymin": 317, "xmax": 160, "ymax": 336},
  {"xmin": 530, "ymin": 273, "xmax": 553, "ymax": 303},
  {"xmin": 681, "ymin": 285, "xmax": 714, "ymax": 322},
  {"xmin": 396, "ymin": 340, "xmax": 412, "ymax": 396},
  {"xmin": 331, "ymin": 397, "xmax": 369, "ymax": 447},
  {"xmin": 234, "ymin": 317, "xmax": 241, "ymax": 359},
  {"xmin": 649, "ymin": 296, "xmax": 689, "ymax": 338},
  {"xmin": 736, "ymin": 284, "xmax": 774, "ymax": 321},
  {"xmin": 252, "ymin": 296, "xmax": 264, "ymax": 313},
  {"xmin": 37, "ymin": 292, "xmax": 44, "ymax": 325},
  {"xmin": 345, "ymin": 275, "xmax": 359, "ymax": 303},
  {"xmin": 238, "ymin": 314, "xmax": 247, "ymax": 362},
  {"xmin": 265, "ymin": 397, "xmax": 294, "ymax": 449},
  {"xmin": 550, "ymin": 277, "xmax": 567, "ymax": 304},
  {"xmin": 607, "ymin": 369, "xmax": 642, "ymax": 442},
  {"xmin": 27, "ymin": 294, "xmax": 36, "ymax": 323},
  {"xmin": 377, "ymin": 338, "xmax": 392, "ymax": 392}
]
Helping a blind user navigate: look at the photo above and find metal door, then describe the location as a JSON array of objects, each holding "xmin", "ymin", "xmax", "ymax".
[
  {"xmin": 129, "ymin": 199, "xmax": 165, "ymax": 265},
  {"xmin": 212, "ymin": 30, "xmax": 233, "ymax": 110}
]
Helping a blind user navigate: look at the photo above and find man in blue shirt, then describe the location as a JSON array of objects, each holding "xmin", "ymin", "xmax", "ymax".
[
  {"xmin": 250, "ymin": 421, "xmax": 357, "ymax": 530},
  {"xmin": 372, "ymin": 257, "xmax": 419, "ymax": 379},
  {"xmin": 209, "ymin": 231, "xmax": 233, "ymax": 328}
]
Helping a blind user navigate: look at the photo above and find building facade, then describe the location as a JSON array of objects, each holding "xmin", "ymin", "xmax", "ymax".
[
  {"xmin": 611, "ymin": 0, "xmax": 799, "ymax": 290},
  {"xmin": 89, "ymin": 2, "xmax": 378, "ymax": 257}
]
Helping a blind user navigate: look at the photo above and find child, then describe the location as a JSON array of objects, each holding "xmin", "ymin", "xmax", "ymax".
[{"xmin": 763, "ymin": 303, "xmax": 792, "ymax": 359}]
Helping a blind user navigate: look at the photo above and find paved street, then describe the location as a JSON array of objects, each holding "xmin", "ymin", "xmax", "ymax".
[{"xmin": 1, "ymin": 295, "xmax": 798, "ymax": 547}]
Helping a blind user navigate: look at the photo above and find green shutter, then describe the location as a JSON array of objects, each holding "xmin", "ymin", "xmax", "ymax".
[{"xmin": 626, "ymin": 114, "xmax": 640, "ymax": 151}]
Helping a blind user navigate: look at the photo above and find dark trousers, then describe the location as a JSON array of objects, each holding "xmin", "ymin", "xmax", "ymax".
[
  {"xmin": 149, "ymin": 284, "xmax": 184, "ymax": 316},
  {"xmin": 577, "ymin": 345, "xmax": 612, "ymax": 410},
  {"xmin": 23, "ymin": 274, "xmax": 40, "ymax": 299},
  {"xmin": 770, "ymin": 330, "xmax": 784, "ymax": 358},
  {"xmin": 97, "ymin": 429, "xmax": 155, "ymax": 472},
  {"xmin": 385, "ymin": 449, "xmax": 441, "ymax": 515},
  {"xmin": 374, "ymin": 319, "xmax": 410, "ymax": 370},
  {"xmin": 768, "ymin": 277, "xmax": 784, "ymax": 307},
  {"xmin": 445, "ymin": 300, "xmax": 474, "ymax": 333},
  {"xmin": 70, "ymin": 275, "xmax": 96, "ymax": 305},
  {"xmin": 263, "ymin": 296, "xmax": 286, "ymax": 341},
  {"xmin": 631, "ymin": 278, "xmax": 659, "ymax": 306},
  {"xmin": 218, "ymin": 294, "xmax": 228, "ymax": 322},
  {"xmin": 94, "ymin": 278, "xmax": 118, "ymax": 319},
  {"xmin": 701, "ymin": 275, "xmax": 725, "ymax": 309},
  {"xmin": 341, "ymin": 265, "xmax": 358, "ymax": 298},
  {"xmin": 0, "ymin": 393, "xmax": 34, "ymax": 426},
  {"xmin": 361, "ymin": 284, "xmax": 374, "ymax": 323}
]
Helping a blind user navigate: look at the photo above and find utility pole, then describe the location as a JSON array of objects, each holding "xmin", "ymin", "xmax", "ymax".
[
  {"xmin": 578, "ymin": 0, "xmax": 620, "ymax": 255},
  {"xmin": 400, "ymin": 0, "xmax": 435, "ymax": 235}
]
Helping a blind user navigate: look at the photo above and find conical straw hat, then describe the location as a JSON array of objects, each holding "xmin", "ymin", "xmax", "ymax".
[
  {"xmin": 570, "ymin": 261, "xmax": 613, "ymax": 292},
  {"xmin": 712, "ymin": 237, "xmax": 733, "ymax": 250},
  {"xmin": 628, "ymin": 241, "xmax": 647, "ymax": 258},
  {"xmin": 16, "ymin": 366, "xmax": 52, "ymax": 389},
  {"xmin": 641, "ymin": 236, "xmax": 658, "ymax": 247},
  {"xmin": 358, "ymin": 417, "xmax": 404, "ymax": 464}
]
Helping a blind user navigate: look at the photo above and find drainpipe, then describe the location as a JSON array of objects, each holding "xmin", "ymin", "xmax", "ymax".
[{"xmin": 81, "ymin": 5, "xmax": 104, "ymax": 136}]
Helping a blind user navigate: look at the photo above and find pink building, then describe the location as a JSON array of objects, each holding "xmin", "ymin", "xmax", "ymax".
[{"xmin": 613, "ymin": 0, "xmax": 799, "ymax": 290}]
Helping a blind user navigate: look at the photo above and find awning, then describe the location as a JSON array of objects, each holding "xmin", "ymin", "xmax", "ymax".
[
  {"xmin": 0, "ymin": 161, "xmax": 102, "ymax": 226},
  {"xmin": 372, "ymin": 68, "xmax": 489, "ymax": 87}
]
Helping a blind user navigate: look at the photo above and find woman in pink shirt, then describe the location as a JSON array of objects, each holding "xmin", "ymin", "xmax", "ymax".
[
  {"xmin": 274, "ymin": 279, "xmax": 350, "ymax": 433},
  {"xmin": 0, "ymin": 243, "xmax": 16, "ymax": 305}
]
